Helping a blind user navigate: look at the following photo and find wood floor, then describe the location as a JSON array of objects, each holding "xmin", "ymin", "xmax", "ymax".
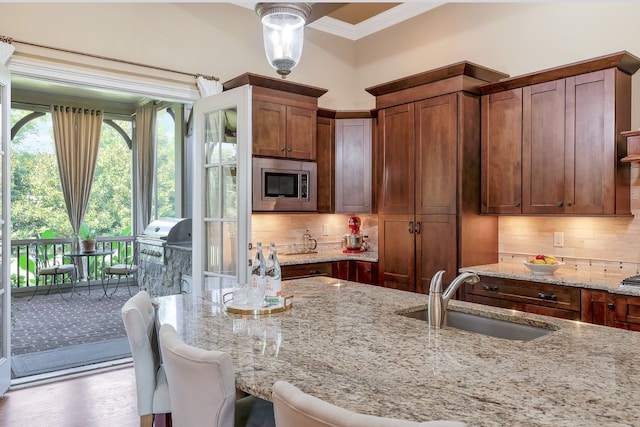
[{"xmin": 0, "ymin": 366, "xmax": 140, "ymax": 427}]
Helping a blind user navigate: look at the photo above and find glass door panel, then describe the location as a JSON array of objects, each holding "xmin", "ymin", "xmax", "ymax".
[
  {"xmin": 0, "ymin": 61, "xmax": 10, "ymax": 394},
  {"xmin": 192, "ymin": 86, "xmax": 251, "ymax": 295}
]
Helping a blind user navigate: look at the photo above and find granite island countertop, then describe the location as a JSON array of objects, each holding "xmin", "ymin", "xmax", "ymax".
[
  {"xmin": 154, "ymin": 276, "xmax": 640, "ymax": 426},
  {"xmin": 460, "ymin": 263, "xmax": 640, "ymax": 297}
]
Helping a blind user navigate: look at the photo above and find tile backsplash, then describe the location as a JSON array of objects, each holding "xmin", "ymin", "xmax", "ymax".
[
  {"xmin": 498, "ymin": 164, "xmax": 640, "ymax": 275},
  {"xmin": 251, "ymin": 213, "xmax": 378, "ymax": 254}
]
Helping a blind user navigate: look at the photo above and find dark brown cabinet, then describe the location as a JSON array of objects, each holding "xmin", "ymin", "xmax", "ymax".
[
  {"xmin": 332, "ymin": 260, "xmax": 379, "ymax": 285},
  {"xmin": 253, "ymin": 100, "xmax": 316, "ymax": 160},
  {"xmin": 581, "ymin": 289, "xmax": 640, "ymax": 331},
  {"xmin": 223, "ymin": 72, "xmax": 328, "ymax": 161},
  {"xmin": 480, "ymin": 52, "xmax": 640, "ymax": 215},
  {"xmin": 281, "ymin": 262, "xmax": 333, "ymax": 279},
  {"xmin": 467, "ymin": 276, "xmax": 581, "ymax": 320},
  {"xmin": 316, "ymin": 110, "xmax": 373, "ymax": 214},
  {"xmin": 316, "ymin": 112, "xmax": 335, "ymax": 213},
  {"xmin": 367, "ymin": 62, "xmax": 506, "ymax": 293}
]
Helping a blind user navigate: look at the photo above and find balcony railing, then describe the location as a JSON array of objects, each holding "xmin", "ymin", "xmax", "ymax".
[{"xmin": 11, "ymin": 237, "xmax": 135, "ymax": 295}]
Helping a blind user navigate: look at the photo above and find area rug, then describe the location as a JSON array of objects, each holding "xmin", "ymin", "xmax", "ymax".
[{"xmin": 11, "ymin": 337, "xmax": 131, "ymax": 378}]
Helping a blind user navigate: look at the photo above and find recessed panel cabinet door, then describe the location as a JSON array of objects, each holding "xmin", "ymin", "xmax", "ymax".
[
  {"xmin": 378, "ymin": 104, "xmax": 415, "ymax": 214},
  {"xmin": 415, "ymin": 215, "xmax": 457, "ymax": 295},
  {"xmin": 415, "ymin": 94, "xmax": 458, "ymax": 215},
  {"xmin": 564, "ymin": 70, "xmax": 616, "ymax": 215},
  {"xmin": 286, "ymin": 106, "xmax": 316, "ymax": 160},
  {"xmin": 252, "ymin": 100, "xmax": 286, "ymax": 157},
  {"xmin": 522, "ymin": 80, "xmax": 566, "ymax": 214},
  {"xmin": 316, "ymin": 116, "xmax": 335, "ymax": 213},
  {"xmin": 378, "ymin": 214, "xmax": 415, "ymax": 292},
  {"xmin": 481, "ymin": 89, "xmax": 523, "ymax": 214}
]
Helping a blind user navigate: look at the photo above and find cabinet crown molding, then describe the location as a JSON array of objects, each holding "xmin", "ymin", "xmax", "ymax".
[
  {"xmin": 479, "ymin": 51, "xmax": 640, "ymax": 95},
  {"xmin": 223, "ymin": 72, "xmax": 328, "ymax": 98}
]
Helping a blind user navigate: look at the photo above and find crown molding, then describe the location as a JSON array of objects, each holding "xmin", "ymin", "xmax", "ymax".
[{"xmin": 308, "ymin": 3, "xmax": 445, "ymax": 41}]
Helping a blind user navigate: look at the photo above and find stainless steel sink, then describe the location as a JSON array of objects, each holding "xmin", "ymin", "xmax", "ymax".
[{"xmin": 400, "ymin": 309, "xmax": 555, "ymax": 341}]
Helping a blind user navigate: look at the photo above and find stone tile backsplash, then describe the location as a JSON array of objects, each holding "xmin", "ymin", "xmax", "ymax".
[{"xmin": 251, "ymin": 213, "xmax": 378, "ymax": 255}]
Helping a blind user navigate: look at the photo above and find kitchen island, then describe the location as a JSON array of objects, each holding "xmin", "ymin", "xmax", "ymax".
[{"xmin": 154, "ymin": 276, "xmax": 640, "ymax": 426}]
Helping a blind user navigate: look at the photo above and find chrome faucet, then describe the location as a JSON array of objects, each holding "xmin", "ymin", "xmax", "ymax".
[{"xmin": 428, "ymin": 270, "xmax": 480, "ymax": 329}]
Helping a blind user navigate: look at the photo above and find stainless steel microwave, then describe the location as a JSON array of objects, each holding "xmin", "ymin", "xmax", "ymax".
[{"xmin": 252, "ymin": 157, "xmax": 317, "ymax": 212}]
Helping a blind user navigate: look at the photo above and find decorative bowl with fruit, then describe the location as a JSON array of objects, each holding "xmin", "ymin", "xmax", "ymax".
[{"xmin": 522, "ymin": 254, "xmax": 564, "ymax": 275}]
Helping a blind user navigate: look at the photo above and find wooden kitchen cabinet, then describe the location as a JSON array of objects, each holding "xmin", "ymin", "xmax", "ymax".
[
  {"xmin": 335, "ymin": 118, "xmax": 373, "ymax": 213},
  {"xmin": 316, "ymin": 110, "xmax": 374, "ymax": 214},
  {"xmin": 581, "ymin": 289, "xmax": 640, "ymax": 331},
  {"xmin": 253, "ymin": 100, "xmax": 316, "ymax": 160},
  {"xmin": 332, "ymin": 260, "xmax": 379, "ymax": 285},
  {"xmin": 281, "ymin": 262, "xmax": 333, "ymax": 279},
  {"xmin": 223, "ymin": 73, "xmax": 328, "ymax": 161},
  {"xmin": 467, "ymin": 276, "xmax": 582, "ymax": 320},
  {"xmin": 480, "ymin": 52, "xmax": 640, "ymax": 216},
  {"xmin": 368, "ymin": 62, "xmax": 506, "ymax": 293},
  {"xmin": 316, "ymin": 111, "xmax": 335, "ymax": 213}
]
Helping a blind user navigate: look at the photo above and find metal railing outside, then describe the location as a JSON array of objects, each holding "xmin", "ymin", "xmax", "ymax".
[{"xmin": 11, "ymin": 237, "xmax": 136, "ymax": 294}]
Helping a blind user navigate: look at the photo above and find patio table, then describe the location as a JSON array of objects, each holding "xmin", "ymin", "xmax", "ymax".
[{"xmin": 65, "ymin": 250, "xmax": 113, "ymax": 298}]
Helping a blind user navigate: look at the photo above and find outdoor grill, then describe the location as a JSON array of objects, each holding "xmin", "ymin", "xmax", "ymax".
[{"xmin": 136, "ymin": 217, "xmax": 192, "ymax": 265}]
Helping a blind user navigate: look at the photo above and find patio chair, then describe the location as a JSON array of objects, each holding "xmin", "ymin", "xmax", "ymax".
[
  {"xmin": 102, "ymin": 255, "xmax": 138, "ymax": 297},
  {"xmin": 28, "ymin": 242, "xmax": 76, "ymax": 301}
]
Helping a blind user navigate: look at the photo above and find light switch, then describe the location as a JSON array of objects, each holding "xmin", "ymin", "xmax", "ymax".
[
  {"xmin": 553, "ymin": 232, "xmax": 564, "ymax": 247},
  {"xmin": 322, "ymin": 224, "xmax": 329, "ymax": 236}
]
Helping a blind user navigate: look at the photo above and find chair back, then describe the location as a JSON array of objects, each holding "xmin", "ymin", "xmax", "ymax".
[
  {"xmin": 159, "ymin": 323, "xmax": 237, "ymax": 427},
  {"xmin": 29, "ymin": 242, "xmax": 53, "ymax": 271},
  {"xmin": 121, "ymin": 290, "xmax": 167, "ymax": 416},
  {"xmin": 272, "ymin": 381, "xmax": 467, "ymax": 427}
]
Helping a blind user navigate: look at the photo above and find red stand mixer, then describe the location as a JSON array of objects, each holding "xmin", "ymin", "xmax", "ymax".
[{"xmin": 342, "ymin": 216, "xmax": 366, "ymax": 253}]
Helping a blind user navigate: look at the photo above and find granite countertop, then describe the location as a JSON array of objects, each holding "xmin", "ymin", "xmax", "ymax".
[
  {"xmin": 277, "ymin": 248, "xmax": 378, "ymax": 265},
  {"xmin": 154, "ymin": 277, "xmax": 640, "ymax": 426},
  {"xmin": 460, "ymin": 263, "xmax": 640, "ymax": 297}
]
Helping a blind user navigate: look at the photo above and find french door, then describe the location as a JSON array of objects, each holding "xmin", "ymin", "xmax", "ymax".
[
  {"xmin": 0, "ymin": 62, "xmax": 11, "ymax": 395},
  {"xmin": 192, "ymin": 85, "xmax": 252, "ymax": 295}
]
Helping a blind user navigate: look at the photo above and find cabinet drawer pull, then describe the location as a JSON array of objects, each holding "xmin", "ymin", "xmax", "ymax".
[
  {"xmin": 414, "ymin": 221, "xmax": 421, "ymax": 235},
  {"xmin": 514, "ymin": 202, "xmax": 520, "ymax": 207},
  {"xmin": 483, "ymin": 285, "xmax": 499, "ymax": 291},
  {"xmin": 556, "ymin": 202, "xmax": 563, "ymax": 207},
  {"xmin": 538, "ymin": 293, "xmax": 557, "ymax": 301},
  {"xmin": 408, "ymin": 221, "xmax": 414, "ymax": 234},
  {"xmin": 607, "ymin": 303, "xmax": 615, "ymax": 310},
  {"xmin": 566, "ymin": 201, "xmax": 572, "ymax": 206},
  {"xmin": 280, "ymin": 147, "xmax": 286, "ymax": 151},
  {"xmin": 309, "ymin": 269, "xmax": 322, "ymax": 275},
  {"xmin": 287, "ymin": 147, "xmax": 292, "ymax": 152}
]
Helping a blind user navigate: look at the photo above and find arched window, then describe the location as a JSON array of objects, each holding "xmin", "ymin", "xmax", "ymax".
[{"xmin": 10, "ymin": 107, "xmax": 133, "ymax": 239}]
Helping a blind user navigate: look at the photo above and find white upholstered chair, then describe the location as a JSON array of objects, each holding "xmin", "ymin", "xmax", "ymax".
[
  {"xmin": 272, "ymin": 380, "xmax": 468, "ymax": 427},
  {"xmin": 121, "ymin": 291, "xmax": 171, "ymax": 427},
  {"xmin": 159, "ymin": 323, "xmax": 275, "ymax": 427}
]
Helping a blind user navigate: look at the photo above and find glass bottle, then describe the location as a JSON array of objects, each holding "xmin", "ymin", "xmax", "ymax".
[
  {"xmin": 249, "ymin": 242, "xmax": 266, "ymax": 305},
  {"xmin": 265, "ymin": 242, "xmax": 282, "ymax": 301}
]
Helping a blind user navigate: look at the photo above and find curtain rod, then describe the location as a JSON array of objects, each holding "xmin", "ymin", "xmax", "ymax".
[{"xmin": 9, "ymin": 37, "xmax": 219, "ymax": 81}]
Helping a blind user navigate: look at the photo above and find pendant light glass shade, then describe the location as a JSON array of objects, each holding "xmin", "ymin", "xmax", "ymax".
[{"xmin": 255, "ymin": 3, "xmax": 311, "ymax": 79}]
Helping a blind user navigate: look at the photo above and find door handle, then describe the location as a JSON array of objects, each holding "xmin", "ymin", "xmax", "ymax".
[
  {"xmin": 414, "ymin": 221, "xmax": 421, "ymax": 235},
  {"xmin": 538, "ymin": 293, "xmax": 557, "ymax": 301},
  {"xmin": 408, "ymin": 221, "xmax": 414, "ymax": 234}
]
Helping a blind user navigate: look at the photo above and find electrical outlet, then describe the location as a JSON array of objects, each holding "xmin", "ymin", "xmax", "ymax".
[
  {"xmin": 322, "ymin": 224, "xmax": 329, "ymax": 236},
  {"xmin": 553, "ymin": 232, "xmax": 564, "ymax": 248}
]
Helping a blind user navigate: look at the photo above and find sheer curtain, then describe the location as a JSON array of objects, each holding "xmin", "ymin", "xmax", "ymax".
[
  {"xmin": 51, "ymin": 105, "xmax": 103, "ymax": 244},
  {"xmin": 135, "ymin": 102, "xmax": 157, "ymax": 232}
]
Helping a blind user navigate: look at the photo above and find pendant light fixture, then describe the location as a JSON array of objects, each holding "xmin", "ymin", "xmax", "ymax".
[{"xmin": 255, "ymin": 3, "xmax": 311, "ymax": 79}]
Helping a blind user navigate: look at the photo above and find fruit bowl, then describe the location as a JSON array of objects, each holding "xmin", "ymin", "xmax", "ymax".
[{"xmin": 522, "ymin": 260, "xmax": 565, "ymax": 275}]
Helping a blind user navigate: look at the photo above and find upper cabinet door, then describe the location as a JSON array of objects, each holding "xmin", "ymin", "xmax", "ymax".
[
  {"xmin": 286, "ymin": 106, "xmax": 315, "ymax": 160},
  {"xmin": 481, "ymin": 88, "xmax": 523, "ymax": 214},
  {"xmin": 335, "ymin": 118, "xmax": 372, "ymax": 213},
  {"xmin": 564, "ymin": 69, "xmax": 618, "ymax": 215},
  {"xmin": 378, "ymin": 103, "xmax": 415, "ymax": 214},
  {"xmin": 522, "ymin": 80, "xmax": 566, "ymax": 214},
  {"xmin": 415, "ymin": 93, "xmax": 458, "ymax": 215},
  {"xmin": 252, "ymin": 100, "xmax": 286, "ymax": 157}
]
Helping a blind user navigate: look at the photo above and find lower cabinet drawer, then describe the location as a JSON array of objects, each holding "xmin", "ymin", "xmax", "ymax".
[
  {"xmin": 467, "ymin": 276, "xmax": 581, "ymax": 318},
  {"xmin": 282, "ymin": 262, "xmax": 333, "ymax": 279}
]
